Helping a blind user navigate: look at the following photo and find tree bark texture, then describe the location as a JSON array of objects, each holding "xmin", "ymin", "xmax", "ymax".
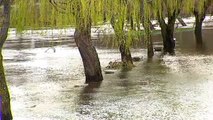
[
  {"xmin": 158, "ymin": 11, "xmax": 177, "ymax": 55},
  {"xmin": 194, "ymin": 11, "xmax": 204, "ymax": 47},
  {"xmin": 74, "ymin": 2, "xmax": 103, "ymax": 83},
  {"xmin": 0, "ymin": 51, "xmax": 13, "ymax": 120},
  {"xmin": 74, "ymin": 28, "xmax": 103, "ymax": 83},
  {"xmin": 0, "ymin": 0, "xmax": 10, "ymax": 48},
  {"xmin": 0, "ymin": 0, "xmax": 12, "ymax": 119}
]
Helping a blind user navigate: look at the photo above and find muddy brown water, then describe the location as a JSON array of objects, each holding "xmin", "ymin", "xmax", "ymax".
[{"xmin": 2, "ymin": 29, "xmax": 213, "ymax": 120}]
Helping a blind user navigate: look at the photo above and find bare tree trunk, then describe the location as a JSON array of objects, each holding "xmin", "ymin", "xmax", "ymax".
[
  {"xmin": 0, "ymin": 0, "xmax": 12, "ymax": 119},
  {"xmin": 75, "ymin": 2, "xmax": 103, "ymax": 83}
]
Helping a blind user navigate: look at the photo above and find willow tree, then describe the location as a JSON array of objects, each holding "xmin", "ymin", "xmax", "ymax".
[
  {"xmin": 0, "ymin": 0, "xmax": 13, "ymax": 119},
  {"xmin": 143, "ymin": 0, "xmax": 154, "ymax": 58},
  {"xmin": 152, "ymin": 0, "xmax": 184, "ymax": 55},
  {"xmin": 72, "ymin": 1, "xmax": 103, "ymax": 83},
  {"xmin": 109, "ymin": 0, "xmax": 131, "ymax": 68},
  {"xmin": 194, "ymin": 0, "xmax": 212, "ymax": 47},
  {"xmin": 12, "ymin": 0, "xmax": 103, "ymax": 83}
]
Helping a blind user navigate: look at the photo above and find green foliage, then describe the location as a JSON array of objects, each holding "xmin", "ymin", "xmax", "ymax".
[{"xmin": 9, "ymin": 0, "xmax": 213, "ymax": 49}]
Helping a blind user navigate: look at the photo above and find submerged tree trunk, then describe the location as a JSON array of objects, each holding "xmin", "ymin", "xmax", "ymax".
[
  {"xmin": 193, "ymin": 0, "xmax": 211, "ymax": 48},
  {"xmin": 111, "ymin": 15, "xmax": 133, "ymax": 68},
  {"xmin": 74, "ymin": 28, "xmax": 103, "ymax": 83},
  {"xmin": 194, "ymin": 9, "xmax": 208, "ymax": 48},
  {"xmin": 194, "ymin": 12, "xmax": 204, "ymax": 47},
  {"xmin": 0, "ymin": 0, "xmax": 13, "ymax": 119},
  {"xmin": 146, "ymin": 33, "xmax": 154, "ymax": 58},
  {"xmin": 74, "ymin": 2, "xmax": 103, "ymax": 83},
  {"xmin": 119, "ymin": 41, "xmax": 133, "ymax": 67},
  {"xmin": 142, "ymin": 0, "xmax": 154, "ymax": 58},
  {"xmin": 158, "ymin": 11, "xmax": 177, "ymax": 55}
]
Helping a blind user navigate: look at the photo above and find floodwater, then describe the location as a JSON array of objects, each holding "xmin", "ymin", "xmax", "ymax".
[{"xmin": 2, "ymin": 29, "xmax": 213, "ymax": 120}]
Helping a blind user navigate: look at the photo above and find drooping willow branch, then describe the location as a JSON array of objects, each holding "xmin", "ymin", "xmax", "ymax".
[
  {"xmin": 49, "ymin": 0, "xmax": 69, "ymax": 14},
  {"xmin": 49, "ymin": 0, "xmax": 73, "ymax": 14}
]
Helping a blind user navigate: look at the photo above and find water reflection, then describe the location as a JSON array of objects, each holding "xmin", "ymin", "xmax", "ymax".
[
  {"xmin": 79, "ymin": 82, "xmax": 102, "ymax": 104},
  {"xmin": 77, "ymin": 82, "xmax": 102, "ymax": 115},
  {"xmin": 175, "ymin": 29, "xmax": 213, "ymax": 55}
]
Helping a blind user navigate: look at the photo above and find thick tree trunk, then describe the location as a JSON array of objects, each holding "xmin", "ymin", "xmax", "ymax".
[
  {"xmin": 0, "ymin": 51, "xmax": 13, "ymax": 120},
  {"xmin": 159, "ymin": 25, "xmax": 175, "ymax": 55},
  {"xmin": 194, "ymin": 15, "xmax": 203, "ymax": 47},
  {"xmin": 194, "ymin": 10, "xmax": 206, "ymax": 48},
  {"xmin": 0, "ymin": 1, "xmax": 12, "ymax": 119},
  {"xmin": 74, "ymin": 28, "xmax": 103, "ymax": 83},
  {"xmin": 158, "ymin": 11, "xmax": 177, "ymax": 55},
  {"xmin": 74, "ymin": 2, "xmax": 103, "ymax": 83},
  {"xmin": 165, "ymin": 26, "xmax": 175, "ymax": 55},
  {"xmin": 0, "ymin": 0, "xmax": 10, "ymax": 48},
  {"xmin": 193, "ymin": 0, "xmax": 211, "ymax": 48}
]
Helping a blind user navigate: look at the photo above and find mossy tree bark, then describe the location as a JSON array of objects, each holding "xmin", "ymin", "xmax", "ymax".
[
  {"xmin": 0, "ymin": 0, "xmax": 13, "ymax": 119},
  {"xmin": 74, "ymin": 2, "xmax": 103, "ymax": 83}
]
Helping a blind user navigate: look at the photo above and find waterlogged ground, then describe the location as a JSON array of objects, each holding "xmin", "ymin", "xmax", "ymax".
[{"xmin": 2, "ymin": 29, "xmax": 213, "ymax": 120}]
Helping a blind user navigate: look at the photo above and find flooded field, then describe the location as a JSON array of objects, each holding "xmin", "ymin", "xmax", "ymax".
[{"xmin": 2, "ymin": 29, "xmax": 213, "ymax": 120}]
